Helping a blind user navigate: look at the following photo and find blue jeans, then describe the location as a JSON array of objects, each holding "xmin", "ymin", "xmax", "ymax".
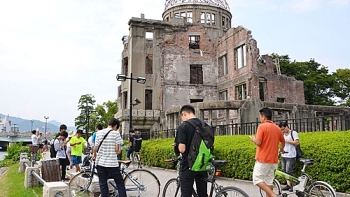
[
  {"xmin": 96, "ymin": 165, "xmax": 126, "ymax": 197},
  {"xmin": 282, "ymin": 157, "xmax": 296, "ymax": 176}
]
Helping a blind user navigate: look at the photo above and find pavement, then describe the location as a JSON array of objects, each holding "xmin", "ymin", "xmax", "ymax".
[{"xmin": 40, "ymin": 150, "xmax": 348, "ymax": 197}]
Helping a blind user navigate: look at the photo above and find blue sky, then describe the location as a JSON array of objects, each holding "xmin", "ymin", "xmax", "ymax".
[{"xmin": 0, "ymin": 0, "xmax": 349, "ymax": 127}]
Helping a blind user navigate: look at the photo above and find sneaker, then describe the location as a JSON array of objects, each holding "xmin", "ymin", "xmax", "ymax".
[
  {"xmin": 282, "ymin": 185, "xmax": 291, "ymax": 191},
  {"xmin": 289, "ymin": 187, "xmax": 293, "ymax": 192}
]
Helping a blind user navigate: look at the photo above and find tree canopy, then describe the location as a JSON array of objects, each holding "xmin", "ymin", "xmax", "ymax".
[{"xmin": 272, "ymin": 54, "xmax": 350, "ymax": 106}]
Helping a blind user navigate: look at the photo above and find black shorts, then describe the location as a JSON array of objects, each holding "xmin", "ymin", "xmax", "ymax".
[{"xmin": 39, "ymin": 144, "xmax": 44, "ymax": 149}]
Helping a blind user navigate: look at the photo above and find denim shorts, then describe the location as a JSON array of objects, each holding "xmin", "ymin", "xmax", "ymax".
[
  {"xmin": 282, "ymin": 157, "xmax": 296, "ymax": 176},
  {"xmin": 71, "ymin": 155, "xmax": 82, "ymax": 165}
]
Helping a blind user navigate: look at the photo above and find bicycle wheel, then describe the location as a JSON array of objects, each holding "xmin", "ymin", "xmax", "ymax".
[
  {"xmin": 259, "ymin": 179, "xmax": 281, "ymax": 197},
  {"xmin": 69, "ymin": 172, "xmax": 100, "ymax": 197},
  {"xmin": 124, "ymin": 168, "xmax": 161, "ymax": 197},
  {"xmin": 306, "ymin": 181, "xmax": 336, "ymax": 197},
  {"xmin": 162, "ymin": 178, "xmax": 181, "ymax": 197},
  {"xmin": 215, "ymin": 186, "xmax": 249, "ymax": 197},
  {"xmin": 132, "ymin": 152, "xmax": 141, "ymax": 169}
]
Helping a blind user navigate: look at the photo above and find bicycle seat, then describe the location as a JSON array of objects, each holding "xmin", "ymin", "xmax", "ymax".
[
  {"xmin": 299, "ymin": 158, "xmax": 314, "ymax": 165},
  {"xmin": 119, "ymin": 160, "xmax": 132, "ymax": 165},
  {"xmin": 211, "ymin": 160, "xmax": 228, "ymax": 167}
]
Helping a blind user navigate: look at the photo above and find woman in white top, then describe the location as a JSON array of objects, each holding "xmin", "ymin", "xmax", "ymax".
[{"xmin": 54, "ymin": 131, "xmax": 68, "ymax": 181}]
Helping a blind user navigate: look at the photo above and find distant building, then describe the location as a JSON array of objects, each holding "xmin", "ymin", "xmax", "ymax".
[
  {"xmin": 0, "ymin": 115, "xmax": 14, "ymax": 132},
  {"xmin": 116, "ymin": 0, "xmax": 305, "ymax": 135}
]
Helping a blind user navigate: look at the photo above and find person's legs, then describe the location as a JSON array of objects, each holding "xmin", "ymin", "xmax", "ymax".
[
  {"xmin": 179, "ymin": 168, "xmax": 195, "ymax": 197},
  {"xmin": 75, "ymin": 156, "xmax": 82, "ymax": 172},
  {"xmin": 127, "ymin": 147, "xmax": 133, "ymax": 159},
  {"xmin": 285, "ymin": 158, "xmax": 296, "ymax": 189},
  {"xmin": 108, "ymin": 167, "xmax": 127, "ymax": 197},
  {"xmin": 96, "ymin": 165, "xmax": 109, "ymax": 197},
  {"xmin": 59, "ymin": 158, "xmax": 67, "ymax": 180},
  {"xmin": 195, "ymin": 172, "xmax": 208, "ymax": 197},
  {"xmin": 66, "ymin": 150, "xmax": 73, "ymax": 168},
  {"xmin": 253, "ymin": 162, "xmax": 277, "ymax": 197}
]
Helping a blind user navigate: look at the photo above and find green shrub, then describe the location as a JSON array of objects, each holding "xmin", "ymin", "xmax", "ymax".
[{"xmin": 140, "ymin": 131, "xmax": 350, "ymax": 193}]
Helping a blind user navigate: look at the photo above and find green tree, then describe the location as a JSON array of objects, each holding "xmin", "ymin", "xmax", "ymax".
[
  {"xmin": 333, "ymin": 68, "xmax": 350, "ymax": 106},
  {"xmin": 94, "ymin": 100, "xmax": 118, "ymax": 128},
  {"xmin": 74, "ymin": 94, "xmax": 97, "ymax": 134},
  {"xmin": 272, "ymin": 54, "xmax": 335, "ymax": 105}
]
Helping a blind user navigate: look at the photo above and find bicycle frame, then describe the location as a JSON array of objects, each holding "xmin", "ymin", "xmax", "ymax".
[{"xmin": 274, "ymin": 169, "xmax": 310, "ymax": 192}]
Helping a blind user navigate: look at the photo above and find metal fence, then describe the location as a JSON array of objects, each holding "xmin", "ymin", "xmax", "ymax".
[{"xmin": 131, "ymin": 114, "xmax": 350, "ymax": 140}]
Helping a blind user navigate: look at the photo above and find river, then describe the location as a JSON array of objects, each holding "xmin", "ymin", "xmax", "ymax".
[{"xmin": 0, "ymin": 151, "xmax": 7, "ymax": 161}]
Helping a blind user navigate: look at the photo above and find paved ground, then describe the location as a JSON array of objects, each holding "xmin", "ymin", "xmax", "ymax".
[{"xmin": 41, "ymin": 150, "xmax": 348, "ymax": 197}]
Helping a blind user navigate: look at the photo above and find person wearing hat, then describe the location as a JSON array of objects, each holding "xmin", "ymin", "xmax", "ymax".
[{"xmin": 66, "ymin": 131, "xmax": 75, "ymax": 170}]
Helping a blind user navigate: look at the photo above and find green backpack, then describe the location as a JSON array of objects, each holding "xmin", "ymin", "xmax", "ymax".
[{"xmin": 186, "ymin": 119, "xmax": 214, "ymax": 172}]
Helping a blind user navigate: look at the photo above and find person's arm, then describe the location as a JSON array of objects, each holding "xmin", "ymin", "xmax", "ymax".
[
  {"xmin": 54, "ymin": 139, "xmax": 60, "ymax": 151},
  {"xmin": 70, "ymin": 137, "xmax": 78, "ymax": 146},
  {"xmin": 176, "ymin": 124, "xmax": 187, "ymax": 153}
]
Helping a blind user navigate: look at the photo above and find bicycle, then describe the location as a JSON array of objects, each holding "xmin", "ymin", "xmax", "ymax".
[
  {"xmin": 29, "ymin": 145, "xmax": 39, "ymax": 167},
  {"xmin": 130, "ymin": 151, "xmax": 142, "ymax": 169},
  {"xmin": 69, "ymin": 158, "xmax": 161, "ymax": 197},
  {"xmin": 162, "ymin": 157, "xmax": 249, "ymax": 197},
  {"xmin": 259, "ymin": 155, "xmax": 337, "ymax": 197}
]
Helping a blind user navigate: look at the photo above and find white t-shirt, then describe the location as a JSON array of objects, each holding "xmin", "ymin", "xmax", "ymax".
[
  {"xmin": 282, "ymin": 130, "xmax": 299, "ymax": 158},
  {"xmin": 88, "ymin": 136, "xmax": 94, "ymax": 147},
  {"xmin": 31, "ymin": 134, "xmax": 38, "ymax": 145}
]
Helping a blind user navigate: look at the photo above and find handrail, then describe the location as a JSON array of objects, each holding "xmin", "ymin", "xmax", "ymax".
[{"xmin": 23, "ymin": 162, "xmax": 46, "ymax": 185}]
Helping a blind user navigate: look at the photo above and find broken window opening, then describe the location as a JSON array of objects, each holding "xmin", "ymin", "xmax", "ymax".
[
  {"xmin": 189, "ymin": 35, "xmax": 200, "ymax": 49},
  {"xmin": 211, "ymin": 14, "xmax": 216, "ymax": 25},
  {"xmin": 201, "ymin": 12, "xmax": 205, "ymax": 24},
  {"xmin": 226, "ymin": 18, "xmax": 229, "ymax": 28},
  {"xmin": 145, "ymin": 54, "xmax": 153, "ymax": 74},
  {"xmin": 118, "ymin": 86, "xmax": 122, "ymax": 98},
  {"xmin": 145, "ymin": 90, "xmax": 153, "ymax": 110},
  {"xmin": 123, "ymin": 91, "xmax": 128, "ymax": 109},
  {"xmin": 187, "ymin": 12, "xmax": 192, "ymax": 23},
  {"xmin": 190, "ymin": 64, "xmax": 203, "ymax": 84},
  {"xmin": 236, "ymin": 84, "xmax": 247, "ymax": 100},
  {"xmin": 190, "ymin": 99, "xmax": 203, "ymax": 103},
  {"xmin": 259, "ymin": 78, "xmax": 266, "ymax": 101},
  {"xmin": 146, "ymin": 32, "xmax": 153, "ymax": 40},
  {"xmin": 236, "ymin": 44, "xmax": 247, "ymax": 69},
  {"xmin": 175, "ymin": 13, "xmax": 180, "ymax": 18},
  {"xmin": 277, "ymin": 98, "xmax": 285, "ymax": 103},
  {"xmin": 219, "ymin": 90, "xmax": 227, "ymax": 100},
  {"xmin": 123, "ymin": 57, "xmax": 128, "ymax": 75},
  {"xmin": 222, "ymin": 16, "xmax": 225, "ymax": 27},
  {"xmin": 219, "ymin": 55, "xmax": 228, "ymax": 76}
]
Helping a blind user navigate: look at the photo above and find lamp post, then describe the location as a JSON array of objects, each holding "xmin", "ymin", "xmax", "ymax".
[
  {"xmin": 30, "ymin": 120, "xmax": 34, "ymax": 132},
  {"xmin": 44, "ymin": 116, "xmax": 49, "ymax": 136},
  {"xmin": 116, "ymin": 73, "xmax": 146, "ymax": 131},
  {"xmin": 82, "ymin": 104, "xmax": 96, "ymax": 140}
]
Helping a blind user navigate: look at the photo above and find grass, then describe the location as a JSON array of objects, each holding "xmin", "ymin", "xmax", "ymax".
[{"xmin": 0, "ymin": 163, "xmax": 43, "ymax": 197}]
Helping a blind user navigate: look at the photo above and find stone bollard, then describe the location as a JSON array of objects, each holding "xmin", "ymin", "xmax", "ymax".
[
  {"xmin": 19, "ymin": 158, "xmax": 30, "ymax": 173},
  {"xmin": 43, "ymin": 182, "xmax": 69, "ymax": 197},
  {"xmin": 20, "ymin": 152, "xmax": 28, "ymax": 161},
  {"xmin": 24, "ymin": 167, "xmax": 40, "ymax": 188}
]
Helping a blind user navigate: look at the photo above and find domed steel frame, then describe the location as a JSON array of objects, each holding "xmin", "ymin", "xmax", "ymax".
[{"xmin": 164, "ymin": 0, "xmax": 230, "ymax": 11}]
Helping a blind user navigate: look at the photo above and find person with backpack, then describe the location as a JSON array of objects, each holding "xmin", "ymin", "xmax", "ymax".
[
  {"xmin": 279, "ymin": 121, "xmax": 300, "ymax": 192},
  {"xmin": 50, "ymin": 124, "xmax": 67, "ymax": 158},
  {"xmin": 54, "ymin": 131, "xmax": 69, "ymax": 181},
  {"xmin": 175, "ymin": 105, "xmax": 211, "ymax": 197},
  {"xmin": 249, "ymin": 108, "xmax": 285, "ymax": 197},
  {"xmin": 126, "ymin": 129, "xmax": 140, "ymax": 160}
]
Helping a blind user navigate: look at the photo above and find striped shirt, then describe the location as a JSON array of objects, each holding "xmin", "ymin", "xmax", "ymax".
[{"xmin": 95, "ymin": 128, "xmax": 123, "ymax": 167}]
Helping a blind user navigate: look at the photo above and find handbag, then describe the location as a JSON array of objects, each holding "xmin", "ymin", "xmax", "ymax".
[{"xmin": 291, "ymin": 130, "xmax": 303, "ymax": 159}]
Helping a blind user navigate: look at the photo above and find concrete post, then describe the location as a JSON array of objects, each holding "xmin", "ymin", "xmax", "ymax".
[
  {"xmin": 43, "ymin": 182, "xmax": 69, "ymax": 197},
  {"xmin": 19, "ymin": 158, "xmax": 30, "ymax": 173},
  {"xmin": 24, "ymin": 167, "xmax": 40, "ymax": 188},
  {"xmin": 20, "ymin": 152, "xmax": 28, "ymax": 160}
]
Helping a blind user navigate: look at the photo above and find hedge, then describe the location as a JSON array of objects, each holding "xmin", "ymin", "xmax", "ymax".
[{"xmin": 140, "ymin": 131, "xmax": 350, "ymax": 193}]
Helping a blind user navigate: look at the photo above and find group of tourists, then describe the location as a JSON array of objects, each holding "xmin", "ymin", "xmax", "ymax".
[{"xmin": 174, "ymin": 105, "xmax": 300, "ymax": 197}]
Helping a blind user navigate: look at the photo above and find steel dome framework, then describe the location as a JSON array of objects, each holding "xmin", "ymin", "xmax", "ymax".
[{"xmin": 164, "ymin": 0, "xmax": 230, "ymax": 11}]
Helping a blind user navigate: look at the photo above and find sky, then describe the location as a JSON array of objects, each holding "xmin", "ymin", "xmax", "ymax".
[{"xmin": 0, "ymin": 0, "xmax": 349, "ymax": 127}]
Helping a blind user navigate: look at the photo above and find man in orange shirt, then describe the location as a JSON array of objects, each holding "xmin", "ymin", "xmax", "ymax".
[{"xmin": 250, "ymin": 108, "xmax": 285, "ymax": 197}]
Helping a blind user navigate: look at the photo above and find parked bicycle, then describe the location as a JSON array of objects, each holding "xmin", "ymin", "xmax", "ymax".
[
  {"xmin": 130, "ymin": 151, "xmax": 142, "ymax": 169},
  {"xmin": 69, "ymin": 157, "xmax": 161, "ymax": 196},
  {"xmin": 29, "ymin": 145, "xmax": 39, "ymax": 167},
  {"xmin": 259, "ymin": 154, "xmax": 337, "ymax": 197},
  {"xmin": 162, "ymin": 156, "xmax": 249, "ymax": 197}
]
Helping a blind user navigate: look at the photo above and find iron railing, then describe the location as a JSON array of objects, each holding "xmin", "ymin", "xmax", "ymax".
[{"xmin": 124, "ymin": 114, "xmax": 350, "ymax": 140}]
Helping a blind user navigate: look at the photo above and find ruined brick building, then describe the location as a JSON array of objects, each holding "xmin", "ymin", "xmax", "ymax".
[{"xmin": 116, "ymin": 0, "xmax": 306, "ymax": 135}]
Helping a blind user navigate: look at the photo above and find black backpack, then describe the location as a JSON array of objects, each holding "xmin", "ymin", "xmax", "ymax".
[
  {"xmin": 186, "ymin": 119, "xmax": 214, "ymax": 171},
  {"xmin": 50, "ymin": 138, "xmax": 58, "ymax": 158},
  {"xmin": 133, "ymin": 137, "xmax": 142, "ymax": 152},
  {"xmin": 291, "ymin": 130, "xmax": 303, "ymax": 159}
]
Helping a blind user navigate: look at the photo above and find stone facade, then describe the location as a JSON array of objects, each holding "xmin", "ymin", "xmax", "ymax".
[{"xmin": 115, "ymin": 0, "xmax": 305, "ymax": 136}]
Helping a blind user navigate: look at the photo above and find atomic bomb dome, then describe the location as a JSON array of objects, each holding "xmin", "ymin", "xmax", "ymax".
[{"xmin": 164, "ymin": 0, "xmax": 230, "ymax": 11}]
